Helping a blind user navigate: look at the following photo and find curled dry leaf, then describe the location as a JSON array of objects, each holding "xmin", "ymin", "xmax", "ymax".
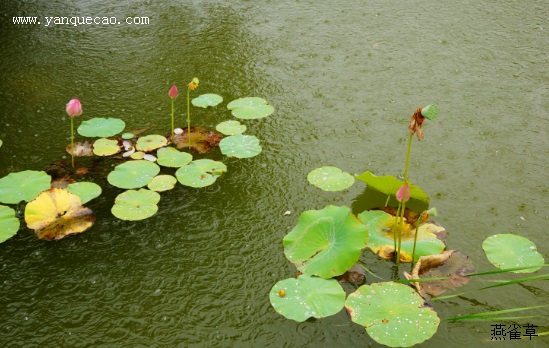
[{"xmin": 173, "ymin": 126, "xmax": 223, "ymax": 154}]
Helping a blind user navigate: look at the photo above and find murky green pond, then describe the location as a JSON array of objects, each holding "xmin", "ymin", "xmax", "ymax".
[{"xmin": 1, "ymin": 1, "xmax": 548, "ymax": 347}]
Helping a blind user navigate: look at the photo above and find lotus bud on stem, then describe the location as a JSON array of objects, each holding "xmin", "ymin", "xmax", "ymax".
[
  {"xmin": 186, "ymin": 78, "xmax": 199, "ymax": 149},
  {"xmin": 169, "ymin": 85, "xmax": 178, "ymax": 143},
  {"xmin": 66, "ymin": 98, "xmax": 82, "ymax": 167}
]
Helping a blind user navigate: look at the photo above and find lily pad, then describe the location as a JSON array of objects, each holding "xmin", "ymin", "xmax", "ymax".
[
  {"xmin": 283, "ymin": 205, "xmax": 369, "ymax": 279},
  {"xmin": 0, "ymin": 170, "xmax": 51, "ymax": 204},
  {"xmin": 107, "ymin": 160, "xmax": 160, "ymax": 189},
  {"xmin": 270, "ymin": 275, "xmax": 346, "ymax": 322},
  {"xmin": 219, "ymin": 134, "xmax": 262, "ymax": 159},
  {"xmin": 24, "ymin": 188, "xmax": 95, "ymax": 240},
  {"xmin": 121, "ymin": 132, "xmax": 135, "ymax": 140},
  {"xmin": 175, "ymin": 159, "xmax": 227, "ymax": 188},
  {"xmin": 307, "ymin": 166, "xmax": 355, "ymax": 191},
  {"xmin": 93, "ymin": 138, "xmax": 121, "ymax": 156},
  {"xmin": 77, "ymin": 117, "xmax": 125, "ymax": 137},
  {"xmin": 356, "ymin": 171, "xmax": 429, "ymax": 204},
  {"xmin": 216, "ymin": 120, "xmax": 246, "ymax": 135},
  {"xmin": 0, "ymin": 205, "xmax": 20, "ymax": 243},
  {"xmin": 147, "ymin": 175, "xmax": 177, "ymax": 192},
  {"xmin": 482, "ymin": 234, "xmax": 544, "ymax": 273},
  {"xmin": 192, "ymin": 94, "xmax": 223, "ymax": 108},
  {"xmin": 130, "ymin": 151, "xmax": 145, "ymax": 160},
  {"xmin": 227, "ymin": 97, "xmax": 274, "ymax": 119},
  {"xmin": 66, "ymin": 182, "xmax": 102, "ymax": 204},
  {"xmin": 136, "ymin": 134, "xmax": 168, "ymax": 152},
  {"xmin": 156, "ymin": 147, "xmax": 193, "ymax": 168},
  {"xmin": 173, "ymin": 126, "xmax": 223, "ymax": 154},
  {"xmin": 346, "ymin": 282, "xmax": 440, "ymax": 347},
  {"xmin": 111, "ymin": 189, "xmax": 160, "ymax": 221}
]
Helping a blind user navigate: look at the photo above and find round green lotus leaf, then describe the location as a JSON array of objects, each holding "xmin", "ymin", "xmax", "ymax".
[
  {"xmin": 482, "ymin": 234, "xmax": 544, "ymax": 273},
  {"xmin": 0, "ymin": 170, "xmax": 51, "ymax": 204},
  {"xmin": 92, "ymin": 138, "xmax": 121, "ymax": 156},
  {"xmin": 156, "ymin": 147, "xmax": 193, "ymax": 168},
  {"xmin": 219, "ymin": 134, "xmax": 262, "ymax": 159},
  {"xmin": 121, "ymin": 132, "xmax": 135, "ymax": 140},
  {"xmin": 356, "ymin": 171, "xmax": 429, "ymax": 204},
  {"xmin": 421, "ymin": 104, "xmax": 439, "ymax": 121},
  {"xmin": 283, "ymin": 205, "xmax": 369, "ymax": 279},
  {"xmin": 0, "ymin": 205, "xmax": 20, "ymax": 243},
  {"xmin": 175, "ymin": 159, "xmax": 227, "ymax": 188},
  {"xmin": 66, "ymin": 182, "xmax": 102, "ymax": 204},
  {"xmin": 77, "ymin": 117, "xmax": 125, "ymax": 137},
  {"xmin": 227, "ymin": 97, "xmax": 274, "ymax": 119},
  {"xmin": 270, "ymin": 275, "xmax": 345, "ymax": 322},
  {"xmin": 307, "ymin": 166, "xmax": 355, "ymax": 191},
  {"xmin": 147, "ymin": 175, "xmax": 177, "ymax": 192},
  {"xmin": 135, "ymin": 134, "xmax": 168, "ymax": 152},
  {"xmin": 107, "ymin": 160, "xmax": 160, "ymax": 189},
  {"xmin": 192, "ymin": 93, "xmax": 223, "ymax": 108},
  {"xmin": 216, "ymin": 120, "xmax": 247, "ymax": 135},
  {"xmin": 130, "ymin": 151, "xmax": 145, "ymax": 160},
  {"xmin": 346, "ymin": 282, "xmax": 440, "ymax": 347},
  {"xmin": 111, "ymin": 189, "xmax": 160, "ymax": 221}
]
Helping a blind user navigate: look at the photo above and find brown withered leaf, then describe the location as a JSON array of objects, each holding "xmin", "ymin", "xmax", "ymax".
[{"xmin": 173, "ymin": 126, "xmax": 223, "ymax": 154}]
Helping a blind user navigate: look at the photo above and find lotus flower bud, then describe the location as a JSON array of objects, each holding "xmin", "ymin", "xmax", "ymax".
[
  {"xmin": 66, "ymin": 98, "xmax": 82, "ymax": 118},
  {"xmin": 188, "ymin": 77, "xmax": 199, "ymax": 91},
  {"xmin": 169, "ymin": 85, "xmax": 178, "ymax": 99},
  {"xmin": 396, "ymin": 183, "xmax": 410, "ymax": 202}
]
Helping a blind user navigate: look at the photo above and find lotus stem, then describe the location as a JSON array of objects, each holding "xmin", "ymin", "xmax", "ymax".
[
  {"xmin": 171, "ymin": 98, "xmax": 175, "ymax": 144},
  {"xmin": 396, "ymin": 131, "xmax": 414, "ymax": 265},
  {"xmin": 187, "ymin": 86, "xmax": 191, "ymax": 149},
  {"xmin": 411, "ymin": 213, "xmax": 423, "ymax": 267},
  {"xmin": 70, "ymin": 117, "xmax": 74, "ymax": 167}
]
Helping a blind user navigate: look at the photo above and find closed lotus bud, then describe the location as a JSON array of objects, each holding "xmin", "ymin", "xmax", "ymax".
[
  {"xmin": 66, "ymin": 98, "xmax": 82, "ymax": 118},
  {"xmin": 188, "ymin": 77, "xmax": 199, "ymax": 91},
  {"xmin": 169, "ymin": 85, "xmax": 178, "ymax": 99},
  {"xmin": 396, "ymin": 183, "xmax": 410, "ymax": 203}
]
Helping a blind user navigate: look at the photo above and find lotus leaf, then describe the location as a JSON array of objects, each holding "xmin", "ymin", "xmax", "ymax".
[
  {"xmin": 175, "ymin": 159, "xmax": 227, "ymax": 188},
  {"xmin": 345, "ymin": 282, "xmax": 440, "ymax": 347},
  {"xmin": 173, "ymin": 126, "xmax": 223, "ymax": 154},
  {"xmin": 66, "ymin": 141, "xmax": 94, "ymax": 157},
  {"xmin": 421, "ymin": 104, "xmax": 439, "ymax": 120},
  {"xmin": 356, "ymin": 171, "xmax": 429, "ymax": 204},
  {"xmin": 192, "ymin": 93, "xmax": 223, "ymax": 108},
  {"xmin": 0, "ymin": 205, "xmax": 20, "ymax": 243},
  {"xmin": 147, "ymin": 175, "xmax": 177, "ymax": 192},
  {"xmin": 358, "ymin": 210, "xmax": 446, "ymax": 262},
  {"xmin": 270, "ymin": 275, "xmax": 346, "ymax": 322},
  {"xmin": 227, "ymin": 97, "xmax": 274, "ymax": 119},
  {"xmin": 307, "ymin": 166, "xmax": 355, "ymax": 191},
  {"xmin": 156, "ymin": 147, "xmax": 193, "ymax": 168},
  {"xmin": 24, "ymin": 188, "xmax": 95, "ymax": 240},
  {"xmin": 0, "ymin": 139, "xmax": 2, "ymax": 148},
  {"xmin": 107, "ymin": 160, "xmax": 160, "ymax": 189},
  {"xmin": 135, "ymin": 135, "xmax": 168, "ymax": 152},
  {"xmin": 0, "ymin": 170, "xmax": 51, "ymax": 204},
  {"xmin": 219, "ymin": 134, "xmax": 262, "ymax": 159},
  {"xmin": 121, "ymin": 132, "xmax": 135, "ymax": 140},
  {"xmin": 77, "ymin": 117, "xmax": 125, "ymax": 137},
  {"xmin": 66, "ymin": 182, "xmax": 102, "ymax": 204},
  {"xmin": 482, "ymin": 234, "xmax": 544, "ymax": 273},
  {"xmin": 111, "ymin": 189, "xmax": 160, "ymax": 221},
  {"xmin": 130, "ymin": 151, "xmax": 145, "ymax": 160},
  {"xmin": 216, "ymin": 120, "xmax": 246, "ymax": 135},
  {"xmin": 93, "ymin": 138, "xmax": 121, "ymax": 156},
  {"xmin": 283, "ymin": 205, "xmax": 368, "ymax": 279}
]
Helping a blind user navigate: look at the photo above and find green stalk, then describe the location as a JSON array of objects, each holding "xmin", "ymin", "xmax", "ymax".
[
  {"xmin": 411, "ymin": 213, "xmax": 423, "ymax": 267},
  {"xmin": 396, "ymin": 132, "xmax": 414, "ymax": 265},
  {"xmin": 171, "ymin": 98, "xmax": 175, "ymax": 144},
  {"xmin": 187, "ymin": 86, "xmax": 191, "ymax": 149},
  {"xmin": 70, "ymin": 117, "xmax": 74, "ymax": 167}
]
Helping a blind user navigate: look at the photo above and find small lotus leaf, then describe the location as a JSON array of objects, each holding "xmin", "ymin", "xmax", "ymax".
[
  {"xmin": 121, "ymin": 132, "xmax": 135, "ymax": 140},
  {"xmin": 0, "ymin": 205, "xmax": 20, "ymax": 243},
  {"xmin": 107, "ymin": 160, "xmax": 160, "ymax": 189},
  {"xmin": 175, "ymin": 159, "xmax": 227, "ymax": 188},
  {"xmin": 24, "ymin": 188, "xmax": 95, "ymax": 240},
  {"xmin": 77, "ymin": 118, "xmax": 125, "ymax": 137},
  {"xmin": 227, "ymin": 97, "xmax": 274, "ymax": 119},
  {"xmin": 270, "ymin": 275, "xmax": 346, "ymax": 322},
  {"xmin": 345, "ymin": 282, "xmax": 440, "ymax": 347},
  {"xmin": 216, "ymin": 120, "xmax": 246, "ymax": 135},
  {"xmin": 356, "ymin": 171, "xmax": 429, "ymax": 204},
  {"xmin": 307, "ymin": 166, "xmax": 355, "ymax": 191},
  {"xmin": 147, "ymin": 175, "xmax": 177, "ymax": 192},
  {"xmin": 156, "ymin": 147, "xmax": 193, "ymax": 168},
  {"xmin": 192, "ymin": 94, "xmax": 223, "ymax": 108},
  {"xmin": 219, "ymin": 134, "xmax": 262, "ymax": 159},
  {"xmin": 421, "ymin": 104, "xmax": 439, "ymax": 120},
  {"xmin": 93, "ymin": 138, "xmax": 121, "ymax": 156},
  {"xmin": 136, "ymin": 134, "xmax": 168, "ymax": 152},
  {"xmin": 111, "ymin": 189, "xmax": 160, "ymax": 221},
  {"xmin": 130, "ymin": 151, "xmax": 145, "ymax": 160},
  {"xmin": 0, "ymin": 170, "xmax": 51, "ymax": 204},
  {"xmin": 482, "ymin": 234, "xmax": 544, "ymax": 273},
  {"xmin": 173, "ymin": 126, "xmax": 223, "ymax": 154},
  {"xmin": 66, "ymin": 182, "xmax": 102, "ymax": 204},
  {"xmin": 283, "ymin": 205, "xmax": 369, "ymax": 279}
]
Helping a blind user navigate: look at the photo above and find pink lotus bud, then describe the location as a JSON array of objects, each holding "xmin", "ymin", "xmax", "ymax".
[
  {"xmin": 169, "ymin": 85, "xmax": 178, "ymax": 99},
  {"xmin": 66, "ymin": 98, "xmax": 82, "ymax": 118},
  {"xmin": 396, "ymin": 183, "xmax": 410, "ymax": 202}
]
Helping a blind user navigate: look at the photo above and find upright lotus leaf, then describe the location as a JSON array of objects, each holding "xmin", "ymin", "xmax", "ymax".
[
  {"xmin": 24, "ymin": 188, "xmax": 95, "ymax": 240},
  {"xmin": 77, "ymin": 118, "xmax": 125, "ymax": 137},
  {"xmin": 0, "ymin": 170, "xmax": 51, "ymax": 204},
  {"xmin": 307, "ymin": 166, "xmax": 355, "ymax": 191},
  {"xmin": 346, "ymin": 282, "xmax": 440, "ymax": 347},
  {"xmin": 175, "ymin": 159, "xmax": 227, "ymax": 188},
  {"xmin": 173, "ymin": 126, "xmax": 223, "ymax": 154},
  {"xmin": 216, "ymin": 120, "xmax": 246, "ymax": 135},
  {"xmin": 283, "ymin": 205, "xmax": 369, "ymax": 279},
  {"xmin": 107, "ymin": 160, "xmax": 160, "ymax": 189},
  {"xmin": 356, "ymin": 171, "xmax": 429, "ymax": 204},
  {"xmin": 269, "ymin": 275, "xmax": 346, "ymax": 322},
  {"xmin": 358, "ymin": 210, "xmax": 446, "ymax": 262},
  {"xmin": 192, "ymin": 94, "xmax": 223, "ymax": 108},
  {"xmin": 227, "ymin": 97, "xmax": 274, "ymax": 119},
  {"xmin": 482, "ymin": 234, "xmax": 544, "ymax": 273},
  {"xmin": 421, "ymin": 104, "xmax": 439, "ymax": 120},
  {"xmin": 66, "ymin": 182, "xmax": 102, "ymax": 204},
  {"xmin": 147, "ymin": 175, "xmax": 177, "ymax": 192},
  {"xmin": 93, "ymin": 138, "xmax": 121, "ymax": 156},
  {"xmin": 111, "ymin": 189, "xmax": 160, "ymax": 221},
  {"xmin": 136, "ymin": 134, "xmax": 168, "ymax": 152},
  {"xmin": 0, "ymin": 205, "xmax": 20, "ymax": 243},
  {"xmin": 219, "ymin": 134, "xmax": 262, "ymax": 159},
  {"xmin": 156, "ymin": 147, "xmax": 193, "ymax": 168}
]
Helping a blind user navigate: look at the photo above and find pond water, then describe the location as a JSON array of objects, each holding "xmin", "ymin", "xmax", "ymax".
[{"xmin": 1, "ymin": 0, "xmax": 548, "ymax": 347}]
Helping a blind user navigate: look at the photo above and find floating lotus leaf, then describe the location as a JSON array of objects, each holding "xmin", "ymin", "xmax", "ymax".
[
  {"xmin": 111, "ymin": 189, "xmax": 160, "ymax": 221},
  {"xmin": 227, "ymin": 97, "xmax": 274, "ymax": 119},
  {"xmin": 77, "ymin": 117, "xmax": 125, "ymax": 137},
  {"xmin": 346, "ymin": 282, "xmax": 440, "ymax": 347},
  {"xmin": 0, "ymin": 170, "xmax": 51, "ymax": 204},
  {"xmin": 175, "ymin": 159, "xmax": 227, "ymax": 188},
  {"xmin": 307, "ymin": 166, "xmax": 355, "ymax": 191},
  {"xmin": 283, "ymin": 205, "xmax": 369, "ymax": 278},
  {"xmin": 482, "ymin": 234, "xmax": 544, "ymax": 273},
  {"xmin": 358, "ymin": 210, "xmax": 446, "ymax": 262},
  {"xmin": 356, "ymin": 171, "xmax": 429, "ymax": 204},
  {"xmin": 121, "ymin": 132, "xmax": 135, "ymax": 140},
  {"xmin": 156, "ymin": 147, "xmax": 193, "ymax": 168},
  {"xmin": 66, "ymin": 141, "xmax": 94, "ymax": 157},
  {"xmin": 0, "ymin": 205, "xmax": 20, "ymax": 243},
  {"xmin": 147, "ymin": 175, "xmax": 177, "ymax": 192},
  {"xmin": 192, "ymin": 93, "xmax": 223, "ymax": 108},
  {"xmin": 92, "ymin": 138, "xmax": 121, "ymax": 156},
  {"xmin": 173, "ymin": 126, "xmax": 223, "ymax": 154},
  {"xmin": 66, "ymin": 182, "xmax": 102, "ymax": 204},
  {"xmin": 130, "ymin": 151, "xmax": 145, "ymax": 160},
  {"xmin": 216, "ymin": 120, "xmax": 246, "ymax": 135},
  {"xmin": 24, "ymin": 188, "xmax": 95, "ymax": 240},
  {"xmin": 219, "ymin": 134, "xmax": 262, "ymax": 159},
  {"xmin": 270, "ymin": 275, "xmax": 346, "ymax": 322},
  {"xmin": 136, "ymin": 134, "xmax": 168, "ymax": 152},
  {"xmin": 107, "ymin": 160, "xmax": 160, "ymax": 189}
]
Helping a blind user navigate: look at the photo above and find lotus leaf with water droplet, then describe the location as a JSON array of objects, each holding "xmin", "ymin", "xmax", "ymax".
[
  {"xmin": 0, "ymin": 205, "xmax": 20, "ymax": 243},
  {"xmin": 111, "ymin": 189, "xmax": 160, "ymax": 221},
  {"xmin": 482, "ymin": 234, "xmax": 544, "ymax": 273},
  {"xmin": 77, "ymin": 117, "xmax": 125, "ymax": 137},
  {"xmin": 107, "ymin": 160, "xmax": 160, "ymax": 189},
  {"xmin": 92, "ymin": 138, "xmax": 121, "ymax": 156},
  {"xmin": 192, "ymin": 93, "xmax": 223, "ymax": 108},
  {"xmin": 66, "ymin": 182, "xmax": 102, "ymax": 204},
  {"xmin": 173, "ymin": 126, "xmax": 223, "ymax": 154},
  {"xmin": 227, "ymin": 97, "xmax": 274, "ymax": 119},
  {"xmin": 0, "ymin": 170, "xmax": 51, "ymax": 204},
  {"xmin": 219, "ymin": 134, "xmax": 262, "ymax": 159},
  {"xmin": 307, "ymin": 166, "xmax": 355, "ymax": 191},
  {"xmin": 175, "ymin": 159, "xmax": 227, "ymax": 188},
  {"xmin": 356, "ymin": 171, "xmax": 429, "ymax": 204},
  {"xmin": 216, "ymin": 120, "xmax": 246, "ymax": 135},
  {"xmin": 156, "ymin": 147, "xmax": 193, "ymax": 168},
  {"xmin": 147, "ymin": 175, "xmax": 177, "ymax": 192},
  {"xmin": 135, "ymin": 134, "xmax": 168, "ymax": 152}
]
